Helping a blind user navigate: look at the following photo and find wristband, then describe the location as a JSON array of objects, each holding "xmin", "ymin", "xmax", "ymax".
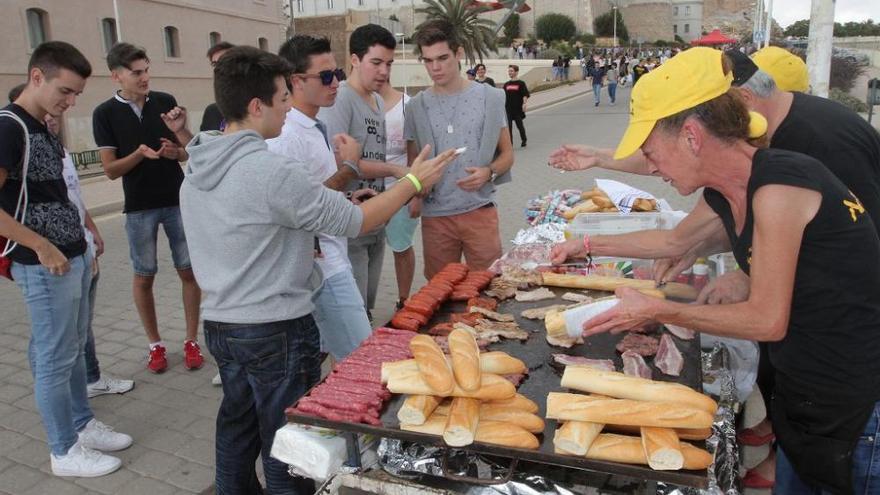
[
  {"xmin": 582, "ymin": 233, "xmax": 591, "ymax": 257},
  {"xmin": 400, "ymin": 173, "xmax": 422, "ymax": 194},
  {"xmin": 342, "ymin": 159, "xmax": 361, "ymax": 178}
]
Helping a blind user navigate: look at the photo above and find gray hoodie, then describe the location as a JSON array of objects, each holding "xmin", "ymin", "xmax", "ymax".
[{"xmin": 180, "ymin": 130, "xmax": 363, "ymax": 324}]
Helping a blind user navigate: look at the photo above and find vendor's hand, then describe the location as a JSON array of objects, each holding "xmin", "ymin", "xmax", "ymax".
[
  {"xmin": 160, "ymin": 106, "xmax": 188, "ymax": 134},
  {"xmin": 697, "ymin": 270, "xmax": 750, "ymax": 305},
  {"xmin": 652, "ymin": 252, "xmax": 698, "ymax": 285},
  {"xmin": 89, "ymin": 226, "xmax": 105, "ymax": 257},
  {"xmin": 137, "ymin": 144, "xmax": 161, "ymax": 160},
  {"xmin": 410, "ymin": 145, "xmax": 456, "ymax": 191},
  {"xmin": 547, "ymin": 144, "xmax": 605, "ymax": 172},
  {"xmin": 582, "ymin": 287, "xmax": 661, "ymax": 337},
  {"xmin": 333, "ymin": 133, "xmax": 361, "ymax": 164},
  {"xmin": 550, "ymin": 238, "xmax": 587, "ymax": 265},
  {"xmin": 408, "ymin": 197, "xmax": 422, "ymax": 219},
  {"xmin": 456, "ymin": 167, "xmax": 491, "ymax": 191},
  {"xmin": 350, "ymin": 188, "xmax": 377, "ymax": 205},
  {"xmin": 35, "ymin": 239, "xmax": 70, "ymax": 276}
]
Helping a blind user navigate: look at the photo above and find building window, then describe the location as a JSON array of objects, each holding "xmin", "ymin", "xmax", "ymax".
[
  {"xmin": 685, "ymin": 5, "xmax": 691, "ymax": 16},
  {"xmin": 673, "ymin": 24, "xmax": 678, "ymax": 34},
  {"xmin": 258, "ymin": 37, "xmax": 269, "ymax": 51},
  {"xmin": 297, "ymin": 0, "xmax": 304, "ymax": 12},
  {"xmin": 101, "ymin": 18, "xmax": 117, "ymax": 53},
  {"xmin": 673, "ymin": 6, "xmax": 678, "ymax": 16},
  {"xmin": 209, "ymin": 31, "xmax": 222, "ymax": 47},
  {"xmin": 684, "ymin": 23, "xmax": 690, "ymax": 33},
  {"xmin": 358, "ymin": 0, "xmax": 364, "ymax": 5},
  {"xmin": 327, "ymin": 0, "xmax": 334, "ymax": 9},
  {"xmin": 26, "ymin": 8, "xmax": 49, "ymax": 50},
  {"xmin": 164, "ymin": 26, "xmax": 180, "ymax": 57}
]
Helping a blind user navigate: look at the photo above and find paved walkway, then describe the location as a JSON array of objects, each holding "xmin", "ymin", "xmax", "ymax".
[{"xmin": 0, "ymin": 78, "xmax": 718, "ymax": 494}]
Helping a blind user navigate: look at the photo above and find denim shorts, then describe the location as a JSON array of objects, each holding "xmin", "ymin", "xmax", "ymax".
[
  {"xmin": 385, "ymin": 205, "xmax": 419, "ymax": 253},
  {"xmin": 124, "ymin": 206, "xmax": 191, "ymax": 276}
]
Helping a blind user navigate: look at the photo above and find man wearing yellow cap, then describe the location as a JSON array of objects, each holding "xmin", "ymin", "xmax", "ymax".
[
  {"xmin": 549, "ymin": 47, "xmax": 880, "ymax": 495},
  {"xmin": 751, "ymin": 46, "xmax": 809, "ymax": 93}
]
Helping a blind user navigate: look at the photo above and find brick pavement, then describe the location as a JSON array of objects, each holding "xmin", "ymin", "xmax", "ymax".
[{"xmin": 0, "ymin": 81, "xmax": 703, "ymax": 494}]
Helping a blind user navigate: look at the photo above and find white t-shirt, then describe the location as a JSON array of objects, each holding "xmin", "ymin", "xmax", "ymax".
[
  {"xmin": 266, "ymin": 108, "xmax": 351, "ymax": 279},
  {"xmin": 384, "ymin": 93, "xmax": 411, "ymax": 189},
  {"xmin": 61, "ymin": 150, "xmax": 95, "ymax": 258}
]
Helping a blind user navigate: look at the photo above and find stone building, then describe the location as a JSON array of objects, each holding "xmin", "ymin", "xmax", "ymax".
[{"xmin": 1, "ymin": 0, "xmax": 287, "ymax": 151}]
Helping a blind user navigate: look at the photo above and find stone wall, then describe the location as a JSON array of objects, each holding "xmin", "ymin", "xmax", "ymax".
[
  {"xmin": 291, "ymin": 14, "xmax": 352, "ymax": 71},
  {"xmin": 621, "ymin": 2, "xmax": 674, "ymax": 43}
]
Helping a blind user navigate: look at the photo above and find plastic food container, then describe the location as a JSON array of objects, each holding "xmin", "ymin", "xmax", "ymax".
[{"xmin": 564, "ymin": 212, "xmax": 663, "ymax": 240}]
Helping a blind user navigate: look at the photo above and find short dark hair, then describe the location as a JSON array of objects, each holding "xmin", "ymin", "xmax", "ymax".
[
  {"xmin": 508, "ymin": 64, "xmax": 519, "ymax": 72},
  {"xmin": 474, "ymin": 63, "xmax": 486, "ymax": 71},
  {"xmin": 8, "ymin": 83, "xmax": 26, "ymax": 103},
  {"xmin": 106, "ymin": 42, "xmax": 149, "ymax": 71},
  {"xmin": 349, "ymin": 24, "xmax": 396, "ymax": 59},
  {"xmin": 278, "ymin": 35, "xmax": 332, "ymax": 74},
  {"xmin": 206, "ymin": 41, "xmax": 235, "ymax": 60},
  {"xmin": 413, "ymin": 19, "xmax": 460, "ymax": 55},
  {"xmin": 213, "ymin": 46, "xmax": 291, "ymax": 123},
  {"xmin": 28, "ymin": 41, "xmax": 92, "ymax": 80}
]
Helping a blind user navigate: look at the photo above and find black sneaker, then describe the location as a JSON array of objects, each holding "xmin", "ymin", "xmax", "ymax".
[
  {"xmin": 395, "ymin": 298, "xmax": 406, "ymax": 311},
  {"xmin": 521, "ymin": 141, "xmax": 527, "ymax": 148}
]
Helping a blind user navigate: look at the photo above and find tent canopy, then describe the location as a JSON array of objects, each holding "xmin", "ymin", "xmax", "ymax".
[{"xmin": 690, "ymin": 29, "xmax": 737, "ymax": 46}]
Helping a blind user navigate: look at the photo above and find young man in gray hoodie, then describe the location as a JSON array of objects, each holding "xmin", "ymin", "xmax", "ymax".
[{"xmin": 179, "ymin": 46, "xmax": 455, "ymax": 495}]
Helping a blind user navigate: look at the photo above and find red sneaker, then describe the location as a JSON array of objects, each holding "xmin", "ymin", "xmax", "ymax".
[
  {"xmin": 148, "ymin": 345, "xmax": 168, "ymax": 373},
  {"xmin": 184, "ymin": 340, "xmax": 204, "ymax": 370}
]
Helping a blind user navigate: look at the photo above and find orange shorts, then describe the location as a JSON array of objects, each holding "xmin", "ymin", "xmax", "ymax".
[{"xmin": 421, "ymin": 205, "xmax": 503, "ymax": 279}]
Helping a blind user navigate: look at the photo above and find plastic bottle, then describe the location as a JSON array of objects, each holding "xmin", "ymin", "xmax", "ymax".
[
  {"xmin": 675, "ymin": 267, "xmax": 692, "ymax": 285},
  {"xmin": 692, "ymin": 260, "xmax": 710, "ymax": 292}
]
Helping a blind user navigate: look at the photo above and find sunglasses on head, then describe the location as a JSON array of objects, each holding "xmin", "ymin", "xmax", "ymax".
[{"xmin": 297, "ymin": 68, "xmax": 346, "ymax": 86}]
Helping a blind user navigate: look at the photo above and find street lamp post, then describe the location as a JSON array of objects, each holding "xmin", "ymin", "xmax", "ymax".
[{"xmin": 613, "ymin": 4, "xmax": 618, "ymax": 48}]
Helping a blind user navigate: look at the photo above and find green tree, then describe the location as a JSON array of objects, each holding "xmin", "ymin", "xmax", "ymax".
[
  {"xmin": 536, "ymin": 13, "xmax": 577, "ymax": 43},
  {"xmin": 499, "ymin": 12, "xmax": 520, "ymax": 46},
  {"xmin": 784, "ymin": 19, "xmax": 810, "ymax": 37},
  {"xmin": 415, "ymin": 0, "xmax": 498, "ymax": 65},
  {"xmin": 593, "ymin": 10, "xmax": 629, "ymax": 42}
]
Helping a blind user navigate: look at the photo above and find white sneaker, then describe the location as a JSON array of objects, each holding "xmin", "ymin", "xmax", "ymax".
[
  {"xmin": 51, "ymin": 441, "xmax": 122, "ymax": 477},
  {"xmin": 87, "ymin": 375, "xmax": 135, "ymax": 398},
  {"xmin": 212, "ymin": 373, "xmax": 222, "ymax": 386},
  {"xmin": 78, "ymin": 419, "xmax": 133, "ymax": 452}
]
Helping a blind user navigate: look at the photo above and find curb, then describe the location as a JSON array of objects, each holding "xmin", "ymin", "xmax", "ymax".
[{"xmin": 529, "ymin": 86, "xmax": 594, "ymax": 113}]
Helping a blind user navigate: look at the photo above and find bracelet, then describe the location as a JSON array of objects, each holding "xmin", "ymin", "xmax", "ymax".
[
  {"xmin": 399, "ymin": 173, "xmax": 422, "ymax": 194},
  {"xmin": 582, "ymin": 234, "xmax": 591, "ymax": 256},
  {"xmin": 341, "ymin": 159, "xmax": 361, "ymax": 178}
]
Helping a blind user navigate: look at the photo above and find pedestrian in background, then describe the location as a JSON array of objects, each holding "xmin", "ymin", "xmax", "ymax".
[
  {"xmin": 605, "ymin": 62, "xmax": 619, "ymax": 106},
  {"xmin": 503, "ymin": 65, "xmax": 529, "ymax": 148},
  {"xmin": 590, "ymin": 62, "xmax": 606, "ymax": 107},
  {"xmin": 474, "ymin": 63, "xmax": 495, "ymax": 87},
  {"xmin": 199, "ymin": 41, "xmax": 234, "ymax": 132}
]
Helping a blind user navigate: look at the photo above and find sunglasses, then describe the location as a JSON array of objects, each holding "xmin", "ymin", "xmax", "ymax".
[{"xmin": 297, "ymin": 68, "xmax": 346, "ymax": 86}]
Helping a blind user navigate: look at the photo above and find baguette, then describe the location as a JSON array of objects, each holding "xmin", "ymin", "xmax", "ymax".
[
  {"xmin": 401, "ymin": 417, "xmax": 540, "ymax": 450},
  {"xmin": 443, "ymin": 397, "xmax": 480, "ymax": 447},
  {"xmin": 410, "ymin": 334, "xmax": 454, "ymax": 395},
  {"xmin": 397, "ymin": 395, "xmax": 442, "ymax": 425},
  {"xmin": 545, "ymin": 309, "xmax": 568, "ymax": 340},
  {"xmin": 554, "ymin": 421, "xmax": 604, "ymax": 456},
  {"xmin": 608, "ymin": 424, "xmax": 712, "ymax": 441},
  {"xmin": 449, "ymin": 329, "xmax": 481, "ymax": 391},
  {"xmin": 579, "ymin": 434, "xmax": 713, "ymax": 471},
  {"xmin": 381, "ymin": 351, "xmax": 526, "ymax": 383},
  {"xmin": 581, "ymin": 187, "xmax": 605, "ymax": 199},
  {"xmin": 591, "ymin": 195, "xmax": 615, "ymax": 208},
  {"xmin": 540, "ymin": 272, "xmax": 684, "ymax": 300},
  {"xmin": 546, "ymin": 392, "xmax": 714, "ymax": 429},
  {"xmin": 563, "ymin": 199, "xmax": 600, "ymax": 220},
  {"xmin": 485, "ymin": 393, "xmax": 539, "ymax": 414},
  {"xmin": 479, "ymin": 405, "xmax": 545, "ymax": 433},
  {"xmin": 560, "ymin": 367, "xmax": 718, "ymax": 414},
  {"xmin": 387, "ymin": 369, "xmax": 515, "ymax": 400},
  {"xmin": 641, "ymin": 427, "xmax": 684, "ymax": 470}
]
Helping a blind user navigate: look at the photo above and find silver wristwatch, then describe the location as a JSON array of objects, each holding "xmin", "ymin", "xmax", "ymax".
[{"xmin": 342, "ymin": 159, "xmax": 362, "ymax": 178}]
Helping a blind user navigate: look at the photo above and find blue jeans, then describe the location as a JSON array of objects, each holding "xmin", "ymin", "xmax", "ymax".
[
  {"xmin": 776, "ymin": 401, "xmax": 880, "ymax": 494},
  {"xmin": 593, "ymin": 84, "xmax": 603, "ymax": 104},
  {"xmin": 607, "ymin": 83, "xmax": 618, "ymax": 103},
  {"xmin": 205, "ymin": 317, "xmax": 320, "ymax": 495},
  {"xmin": 312, "ymin": 271, "xmax": 372, "ymax": 360},
  {"xmin": 12, "ymin": 255, "xmax": 94, "ymax": 456},
  {"xmin": 84, "ymin": 270, "xmax": 100, "ymax": 384},
  {"xmin": 124, "ymin": 206, "xmax": 191, "ymax": 276}
]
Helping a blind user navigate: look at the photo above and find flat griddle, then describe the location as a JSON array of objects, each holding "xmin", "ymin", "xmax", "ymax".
[{"xmin": 286, "ymin": 287, "xmax": 709, "ymax": 489}]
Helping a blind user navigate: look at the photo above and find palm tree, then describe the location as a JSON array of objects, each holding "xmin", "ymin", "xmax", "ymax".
[{"xmin": 416, "ymin": 0, "xmax": 498, "ymax": 65}]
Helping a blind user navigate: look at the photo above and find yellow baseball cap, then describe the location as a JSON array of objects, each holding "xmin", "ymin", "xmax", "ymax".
[
  {"xmin": 751, "ymin": 46, "xmax": 809, "ymax": 92},
  {"xmin": 614, "ymin": 47, "xmax": 733, "ymax": 160}
]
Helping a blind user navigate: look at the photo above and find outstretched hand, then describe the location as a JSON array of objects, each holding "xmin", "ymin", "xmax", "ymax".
[
  {"xmin": 581, "ymin": 287, "xmax": 662, "ymax": 337},
  {"xmin": 547, "ymin": 144, "xmax": 604, "ymax": 172}
]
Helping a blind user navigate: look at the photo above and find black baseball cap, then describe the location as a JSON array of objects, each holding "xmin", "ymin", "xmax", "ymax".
[{"xmin": 724, "ymin": 49, "xmax": 758, "ymax": 87}]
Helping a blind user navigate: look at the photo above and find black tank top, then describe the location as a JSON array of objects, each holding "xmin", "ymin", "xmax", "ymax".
[{"xmin": 704, "ymin": 148, "xmax": 880, "ymax": 491}]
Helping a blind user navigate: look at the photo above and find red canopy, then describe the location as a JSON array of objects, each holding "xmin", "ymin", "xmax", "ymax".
[{"xmin": 690, "ymin": 29, "xmax": 737, "ymax": 46}]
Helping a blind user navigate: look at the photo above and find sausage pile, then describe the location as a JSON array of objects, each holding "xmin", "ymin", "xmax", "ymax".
[
  {"xmin": 289, "ymin": 327, "xmax": 416, "ymax": 425},
  {"xmin": 390, "ymin": 263, "xmax": 493, "ymax": 331}
]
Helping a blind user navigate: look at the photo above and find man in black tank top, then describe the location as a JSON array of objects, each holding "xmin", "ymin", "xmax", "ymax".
[{"xmin": 549, "ymin": 47, "xmax": 880, "ymax": 494}]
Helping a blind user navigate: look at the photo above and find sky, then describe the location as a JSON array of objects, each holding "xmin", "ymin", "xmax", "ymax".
[{"xmin": 770, "ymin": 0, "xmax": 880, "ymax": 28}]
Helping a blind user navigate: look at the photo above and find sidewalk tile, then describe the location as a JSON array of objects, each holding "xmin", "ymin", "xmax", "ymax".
[
  {"xmin": 0, "ymin": 407, "xmax": 42, "ymax": 432},
  {"xmin": 0, "ymin": 464, "xmax": 44, "ymax": 493},
  {"xmin": 175, "ymin": 439, "xmax": 214, "ymax": 467},
  {"xmin": 115, "ymin": 476, "xmax": 177, "ymax": 495},
  {"xmin": 136, "ymin": 428, "xmax": 189, "ymax": 454},
  {"xmin": 0, "ymin": 383, "xmax": 31, "ymax": 402},
  {"xmin": 165, "ymin": 462, "xmax": 214, "ymax": 493},
  {"xmin": 73, "ymin": 467, "xmax": 139, "ymax": 494},
  {"xmin": 22, "ymin": 477, "xmax": 87, "ymax": 495},
  {"xmin": 6, "ymin": 439, "xmax": 48, "ymax": 470},
  {"xmin": 127, "ymin": 448, "xmax": 183, "ymax": 478},
  {"xmin": 0, "ymin": 429, "xmax": 30, "ymax": 454}
]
